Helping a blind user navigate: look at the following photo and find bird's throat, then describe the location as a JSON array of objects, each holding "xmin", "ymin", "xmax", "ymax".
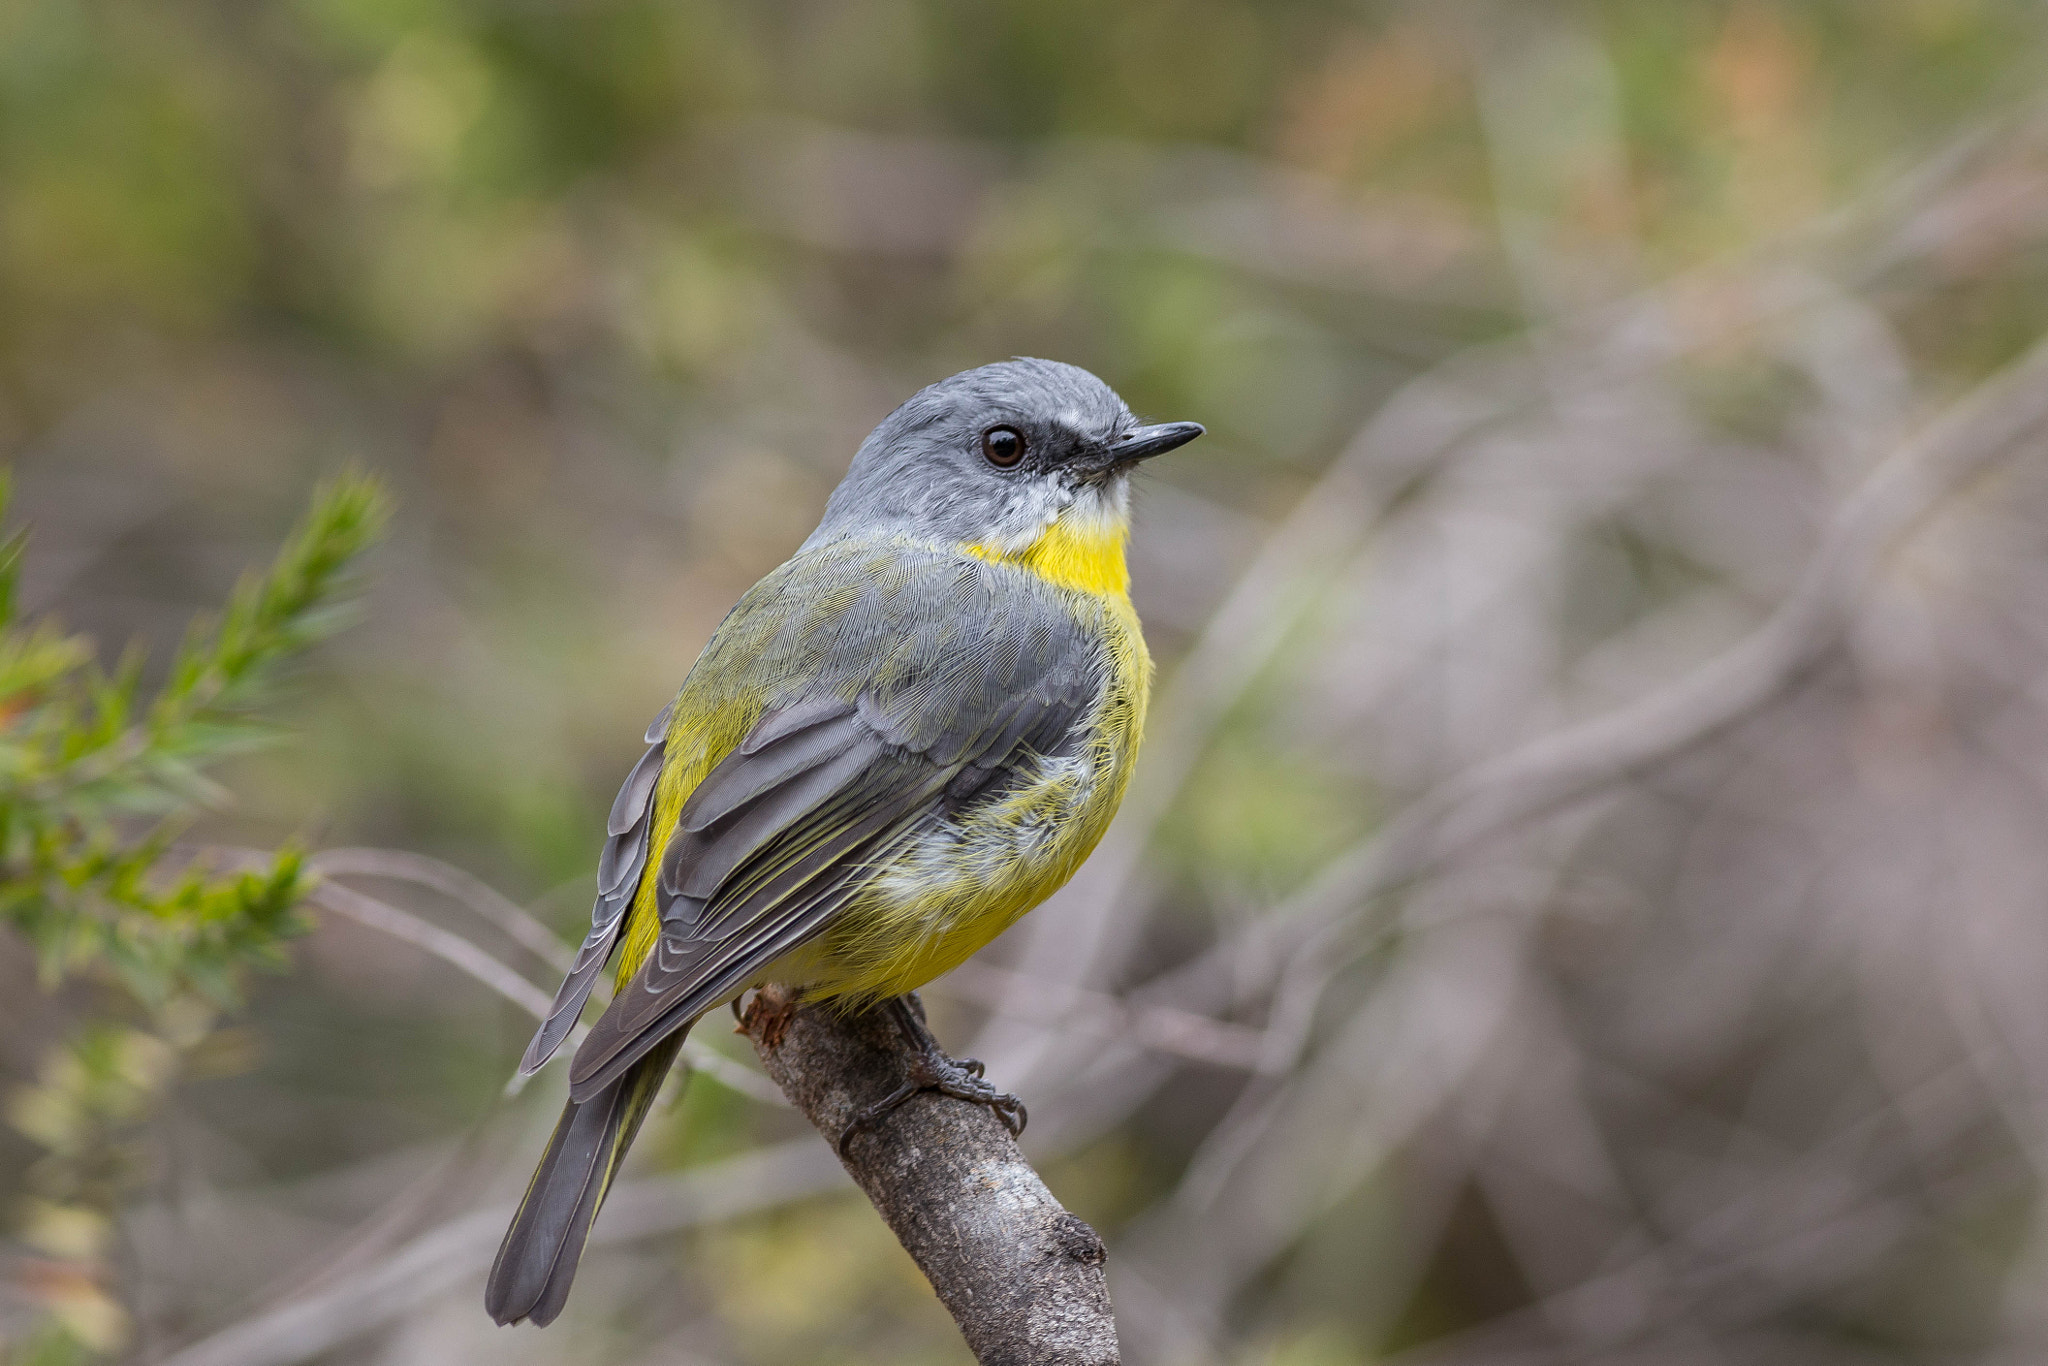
[{"xmin": 967, "ymin": 511, "xmax": 1130, "ymax": 597}]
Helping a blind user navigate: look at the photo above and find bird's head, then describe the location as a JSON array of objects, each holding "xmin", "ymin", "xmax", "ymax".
[{"xmin": 807, "ymin": 359, "xmax": 1203, "ymax": 570}]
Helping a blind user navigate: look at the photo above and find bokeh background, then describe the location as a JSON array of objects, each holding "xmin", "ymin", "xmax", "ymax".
[{"xmin": 11, "ymin": 0, "xmax": 2048, "ymax": 1362}]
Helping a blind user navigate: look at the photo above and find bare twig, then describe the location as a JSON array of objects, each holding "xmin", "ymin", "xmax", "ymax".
[
  {"xmin": 309, "ymin": 847, "xmax": 577, "ymax": 973},
  {"xmin": 193, "ymin": 846, "xmax": 779, "ymax": 1106},
  {"xmin": 936, "ymin": 961, "xmax": 1269, "ymax": 1071},
  {"xmin": 308, "ymin": 882, "xmax": 558, "ymax": 1021},
  {"xmin": 153, "ymin": 1140, "xmax": 843, "ymax": 1366},
  {"xmin": 742, "ymin": 987, "xmax": 1120, "ymax": 1366},
  {"xmin": 304, "ymin": 879, "xmax": 785, "ymax": 1106}
]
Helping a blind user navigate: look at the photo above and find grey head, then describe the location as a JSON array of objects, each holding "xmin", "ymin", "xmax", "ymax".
[{"xmin": 805, "ymin": 358, "xmax": 1203, "ymax": 555}]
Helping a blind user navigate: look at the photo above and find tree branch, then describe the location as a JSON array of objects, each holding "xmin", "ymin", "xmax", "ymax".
[{"xmin": 741, "ymin": 986, "xmax": 1119, "ymax": 1366}]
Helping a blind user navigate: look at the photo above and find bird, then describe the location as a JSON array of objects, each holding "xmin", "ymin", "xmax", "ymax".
[{"xmin": 485, "ymin": 358, "xmax": 1202, "ymax": 1327}]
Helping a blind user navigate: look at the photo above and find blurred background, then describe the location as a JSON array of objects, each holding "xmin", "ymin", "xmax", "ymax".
[{"xmin": 9, "ymin": 0, "xmax": 2048, "ymax": 1362}]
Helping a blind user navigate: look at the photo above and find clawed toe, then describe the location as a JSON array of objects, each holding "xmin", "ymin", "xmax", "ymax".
[
  {"xmin": 832, "ymin": 996, "xmax": 1031, "ymax": 1154},
  {"xmin": 985, "ymin": 1090, "xmax": 1026, "ymax": 1137},
  {"xmin": 924, "ymin": 1061, "xmax": 1026, "ymax": 1137},
  {"xmin": 837, "ymin": 1080, "xmax": 921, "ymax": 1156}
]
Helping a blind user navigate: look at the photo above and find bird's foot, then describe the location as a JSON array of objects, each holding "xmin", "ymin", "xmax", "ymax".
[{"xmin": 836, "ymin": 995, "xmax": 1027, "ymax": 1156}]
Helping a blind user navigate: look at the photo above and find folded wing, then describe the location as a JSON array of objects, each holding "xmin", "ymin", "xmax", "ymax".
[
  {"xmin": 566, "ymin": 552, "xmax": 1099, "ymax": 1101},
  {"xmin": 517, "ymin": 701, "xmax": 673, "ymax": 1075}
]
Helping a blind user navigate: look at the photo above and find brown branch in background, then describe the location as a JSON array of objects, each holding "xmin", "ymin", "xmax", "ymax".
[
  {"xmin": 309, "ymin": 847, "xmax": 578, "ymax": 973},
  {"xmin": 741, "ymin": 986, "xmax": 1120, "ymax": 1366},
  {"xmin": 187, "ymin": 847, "xmax": 787, "ymax": 1107},
  {"xmin": 308, "ymin": 882, "xmax": 561, "ymax": 1022},
  {"xmin": 937, "ymin": 960, "xmax": 1271, "ymax": 1071},
  {"xmin": 153, "ymin": 1141, "xmax": 843, "ymax": 1366},
  {"xmin": 304, "ymin": 881, "xmax": 788, "ymax": 1106},
  {"xmin": 1133, "ymin": 320, "xmax": 2048, "ymax": 1024}
]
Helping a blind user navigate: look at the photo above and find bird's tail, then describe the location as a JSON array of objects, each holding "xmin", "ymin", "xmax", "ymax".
[{"xmin": 486, "ymin": 1034, "xmax": 685, "ymax": 1326}]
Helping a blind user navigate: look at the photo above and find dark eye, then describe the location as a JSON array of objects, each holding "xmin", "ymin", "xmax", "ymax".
[{"xmin": 980, "ymin": 425, "xmax": 1025, "ymax": 468}]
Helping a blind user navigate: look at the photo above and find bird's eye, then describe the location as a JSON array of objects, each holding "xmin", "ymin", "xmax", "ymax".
[{"xmin": 980, "ymin": 426, "xmax": 1025, "ymax": 468}]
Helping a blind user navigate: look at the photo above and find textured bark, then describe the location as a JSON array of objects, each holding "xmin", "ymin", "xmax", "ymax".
[{"xmin": 742, "ymin": 986, "xmax": 1119, "ymax": 1365}]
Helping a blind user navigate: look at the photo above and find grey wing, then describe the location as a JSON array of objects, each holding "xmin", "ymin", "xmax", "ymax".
[
  {"xmin": 565, "ymin": 564, "xmax": 1099, "ymax": 1101},
  {"xmin": 517, "ymin": 700, "xmax": 675, "ymax": 1075}
]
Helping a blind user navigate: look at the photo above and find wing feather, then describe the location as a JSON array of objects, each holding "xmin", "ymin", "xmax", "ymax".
[
  {"xmin": 518, "ymin": 703, "xmax": 672, "ymax": 1075},
  {"xmin": 568, "ymin": 752, "xmax": 944, "ymax": 1097}
]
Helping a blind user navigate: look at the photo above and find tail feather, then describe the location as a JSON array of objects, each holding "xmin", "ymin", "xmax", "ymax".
[{"xmin": 486, "ymin": 1035, "xmax": 685, "ymax": 1326}]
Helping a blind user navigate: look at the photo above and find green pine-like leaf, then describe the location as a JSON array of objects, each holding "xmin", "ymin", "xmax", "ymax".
[{"xmin": 0, "ymin": 470, "xmax": 388, "ymax": 1006}]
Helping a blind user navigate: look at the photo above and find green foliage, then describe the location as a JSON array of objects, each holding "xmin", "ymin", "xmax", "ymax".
[
  {"xmin": 0, "ymin": 472, "xmax": 387, "ymax": 1362},
  {"xmin": 0, "ymin": 471, "xmax": 389, "ymax": 1005}
]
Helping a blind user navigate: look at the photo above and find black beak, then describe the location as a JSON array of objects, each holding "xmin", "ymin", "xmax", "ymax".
[{"xmin": 1107, "ymin": 421, "xmax": 1205, "ymax": 466}]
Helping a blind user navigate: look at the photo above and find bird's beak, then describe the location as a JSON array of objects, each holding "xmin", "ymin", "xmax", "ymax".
[{"xmin": 1102, "ymin": 421, "xmax": 1205, "ymax": 468}]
